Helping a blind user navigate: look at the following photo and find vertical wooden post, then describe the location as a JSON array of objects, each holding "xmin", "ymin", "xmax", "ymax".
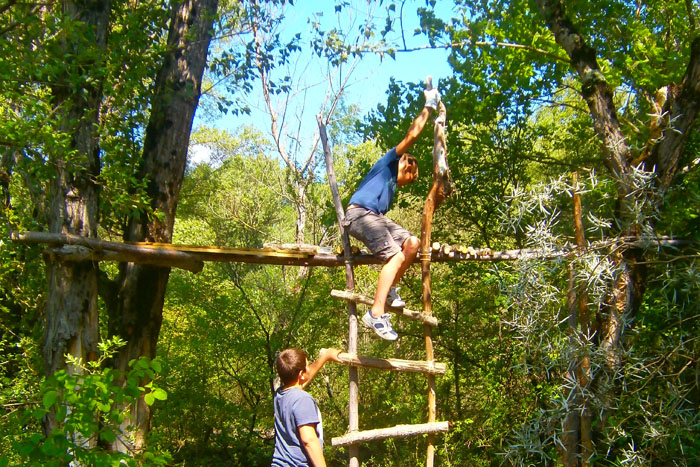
[
  {"xmin": 559, "ymin": 172, "xmax": 592, "ymax": 467},
  {"xmin": 318, "ymin": 115, "xmax": 360, "ymax": 467},
  {"xmin": 419, "ymin": 81, "xmax": 450, "ymax": 467},
  {"xmin": 420, "ymin": 185, "xmax": 440, "ymax": 467},
  {"xmin": 572, "ymin": 172, "xmax": 592, "ymax": 465}
]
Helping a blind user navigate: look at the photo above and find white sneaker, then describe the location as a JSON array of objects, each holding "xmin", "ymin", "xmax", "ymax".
[
  {"xmin": 387, "ymin": 286, "xmax": 405, "ymax": 308},
  {"xmin": 362, "ymin": 311, "xmax": 398, "ymax": 341}
]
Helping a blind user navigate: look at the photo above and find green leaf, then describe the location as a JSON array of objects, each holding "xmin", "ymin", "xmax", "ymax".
[
  {"xmin": 16, "ymin": 440, "xmax": 36, "ymax": 457},
  {"xmin": 151, "ymin": 388, "xmax": 167, "ymax": 401},
  {"xmin": 135, "ymin": 358, "xmax": 150, "ymax": 370},
  {"xmin": 32, "ymin": 407, "xmax": 48, "ymax": 420},
  {"xmin": 100, "ymin": 429, "xmax": 117, "ymax": 443},
  {"xmin": 42, "ymin": 390, "xmax": 58, "ymax": 409},
  {"xmin": 144, "ymin": 393, "xmax": 155, "ymax": 406},
  {"xmin": 150, "ymin": 359, "xmax": 162, "ymax": 372}
]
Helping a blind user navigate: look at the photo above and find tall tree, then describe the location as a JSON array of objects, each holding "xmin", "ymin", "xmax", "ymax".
[
  {"xmin": 414, "ymin": 0, "xmax": 700, "ymax": 463},
  {"xmin": 43, "ymin": 0, "xmax": 110, "ymax": 379},
  {"xmin": 0, "ymin": 0, "xmax": 111, "ymax": 438},
  {"xmin": 102, "ymin": 0, "xmax": 219, "ymax": 451},
  {"xmin": 1, "ymin": 0, "xmax": 218, "ymax": 452}
]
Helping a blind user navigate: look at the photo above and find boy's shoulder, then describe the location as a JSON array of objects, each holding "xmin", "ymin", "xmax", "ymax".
[{"xmin": 276, "ymin": 387, "xmax": 314, "ymax": 402}]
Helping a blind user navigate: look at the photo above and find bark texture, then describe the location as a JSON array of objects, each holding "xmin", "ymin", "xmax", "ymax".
[
  {"xmin": 534, "ymin": 2, "xmax": 700, "ymax": 464},
  {"xmin": 42, "ymin": 0, "xmax": 110, "ymax": 435},
  {"xmin": 647, "ymin": 36, "xmax": 700, "ymax": 188},
  {"xmin": 104, "ymin": 0, "xmax": 218, "ymax": 452}
]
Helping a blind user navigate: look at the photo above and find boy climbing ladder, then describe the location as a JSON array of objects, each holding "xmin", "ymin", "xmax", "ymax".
[{"xmin": 343, "ymin": 85, "xmax": 442, "ymax": 341}]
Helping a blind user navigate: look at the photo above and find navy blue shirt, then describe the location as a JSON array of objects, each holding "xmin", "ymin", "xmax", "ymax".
[
  {"xmin": 271, "ymin": 387, "xmax": 323, "ymax": 466},
  {"xmin": 348, "ymin": 147, "xmax": 399, "ymax": 214}
]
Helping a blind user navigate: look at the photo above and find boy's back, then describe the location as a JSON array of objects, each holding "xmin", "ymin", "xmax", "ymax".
[{"xmin": 272, "ymin": 386, "xmax": 322, "ymax": 466}]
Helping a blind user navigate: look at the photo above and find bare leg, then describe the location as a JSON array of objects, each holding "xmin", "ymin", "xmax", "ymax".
[
  {"xmin": 392, "ymin": 236, "xmax": 420, "ymax": 286},
  {"xmin": 371, "ymin": 251, "xmax": 405, "ymax": 318},
  {"xmin": 371, "ymin": 236, "xmax": 420, "ymax": 317}
]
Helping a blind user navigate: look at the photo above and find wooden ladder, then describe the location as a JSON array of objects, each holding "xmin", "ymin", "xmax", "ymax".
[{"xmin": 318, "ymin": 83, "xmax": 451, "ymax": 466}]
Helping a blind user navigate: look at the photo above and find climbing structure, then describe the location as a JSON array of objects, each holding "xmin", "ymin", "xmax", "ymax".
[
  {"xmin": 318, "ymin": 76, "xmax": 452, "ymax": 467},
  {"xmin": 11, "ymin": 80, "xmax": 590, "ymax": 467}
]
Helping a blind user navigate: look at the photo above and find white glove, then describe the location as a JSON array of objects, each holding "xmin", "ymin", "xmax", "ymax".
[{"xmin": 424, "ymin": 87, "xmax": 441, "ymax": 111}]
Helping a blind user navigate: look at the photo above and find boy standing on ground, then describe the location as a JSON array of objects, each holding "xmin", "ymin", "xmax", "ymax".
[
  {"xmin": 271, "ymin": 347, "xmax": 342, "ymax": 467},
  {"xmin": 343, "ymin": 87, "xmax": 441, "ymax": 341}
]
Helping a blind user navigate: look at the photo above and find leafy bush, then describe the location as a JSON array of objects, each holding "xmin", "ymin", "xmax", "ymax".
[{"xmin": 1, "ymin": 338, "xmax": 171, "ymax": 466}]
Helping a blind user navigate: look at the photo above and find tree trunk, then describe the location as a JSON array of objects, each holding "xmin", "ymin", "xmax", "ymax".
[
  {"xmin": 646, "ymin": 36, "xmax": 700, "ymax": 189},
  {"xmin": 535, "ymin": 2, "xmax": 700, "ymax": 458},
  {"xmin": 105, "ymin": 0, "xmax": 218, "ymax": 452},
  {"xmin": 42, "ymin": 0, "xmax": 110, "ymax": 438}
]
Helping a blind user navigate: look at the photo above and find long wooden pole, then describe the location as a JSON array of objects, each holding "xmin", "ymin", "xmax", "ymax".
[
  {"xmin": 330, "ymin": 290, "xmax": 439, "ymax": 326},
  {"xmin": 332, "ymin": 421, "xmax": 450, "ymax": 447},
  {"xmin": 420, "ymin": 78, "xmax": 451, "ymax": 467},
  {"xmin": 318, "ymin": 115, "xmax": 360, "ymax": 467},
  {"xmin": 560, "ymin": 172, "xmax": 593, "ymax": 466},
  {"xmin": 421, "ymin": 189, "xmax": 439, "ymax": 467},
  {"xmin": 13, "ymin": 232, "xmax": 681, "ymax": 271},
  {"xmin": 336, "ymin": 352, "xmax": 447, "ymax": 375},
  {"xmin": 13, "ymin": 230, "xmax": 572, "ymax": 266},
  {"xmin": 572, "ymin": 172, "xmax": 593, "ymax": 465}
]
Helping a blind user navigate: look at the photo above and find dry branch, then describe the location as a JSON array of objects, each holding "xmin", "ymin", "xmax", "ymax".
[
  {"xmin": 336, "ymin": 352, "xmax": 446, "ymax": 375},
  {"xmin": 331, "ymin": 421, "xmax": 450, "ymax": 447},
  {"xmin": 13, "ymin": 231, "xmax": 203, "ymax": 272},
  {"xmin": 330, "ymin": 290, "xmax": 439, "ymax": 327}
]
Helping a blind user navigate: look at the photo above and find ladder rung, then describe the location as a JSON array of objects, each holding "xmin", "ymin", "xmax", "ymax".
[
  {"xmin": 337, "ymin": 352, "xmax": 446, "ymax": 375},
  {"xmin": 330, "ymin": 290, "xmax": 438, "ymax": 327},
  {"xmin": 331, "ymin": 421, "xmax": 450, "ymax": 447}
]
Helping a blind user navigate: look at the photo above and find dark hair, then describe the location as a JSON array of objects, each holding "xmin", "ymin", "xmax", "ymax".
[
  {"xmin": 276, "ymin": 348, "xmax": 308, "ymax": 385},
  {"xmin": 401, "ymin": 153, "xmax": 417, "ymax": 165}
]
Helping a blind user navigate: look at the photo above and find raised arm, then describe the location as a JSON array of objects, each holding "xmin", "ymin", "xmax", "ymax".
[
  {"xmin": 395, "ymin": 87, "xmax": 441, "ymax": 156},
  {"xmin": 395, "ymin": 107, "xmax": 432, "ymax": 156},
  {"xmin": 301, "ymin": 348, "xmax": 342, "ymax": 389}
]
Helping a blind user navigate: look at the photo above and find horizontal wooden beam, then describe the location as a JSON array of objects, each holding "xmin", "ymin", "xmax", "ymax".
[
  {"xmin": 44, "ymin": 245, "xmax": 204, "ymax": 273},
  {"xmin": 10, "ymin": 231, "xmax": 542, "ymax": 269},
  {"xmin": 331, "ymin": 290, "xmax": 438, "ymax": 327},
  {"xmin": 13, "ymin": 232, "xmax": 204, "ymax": 272},
  {"xmin": 337, "ymin": 352, "xmax": 446, "ymax": 375},
  {"xmin": 12, "ymin": 231, "xmax": 692, "ymax": 270},
  {"xmin": 331, "ymin": 421, "xmax": 450, "ymax": 447}
]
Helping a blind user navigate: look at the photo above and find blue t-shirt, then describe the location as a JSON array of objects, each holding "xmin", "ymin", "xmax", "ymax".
[
  {"xmin": 348, "ymin": 147, "xmax": 399, "ymax": 214},
  {"xmin": 271, "ymin": 387, "xmax": 323, "ymax": 466}
]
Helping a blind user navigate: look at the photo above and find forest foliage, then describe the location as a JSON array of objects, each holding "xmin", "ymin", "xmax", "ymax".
[{"xmin": 2, "ymin": 0, "xmax": 700, "ymax": 466}]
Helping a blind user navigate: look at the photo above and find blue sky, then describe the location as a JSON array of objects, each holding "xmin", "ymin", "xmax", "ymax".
[
  {"xmin": 192, "ymin": 1, "xmax": 457, "ymax": 163},
  {"xmin": 286, "ymin": 1, "xmax": 456, "ymax": 111}
]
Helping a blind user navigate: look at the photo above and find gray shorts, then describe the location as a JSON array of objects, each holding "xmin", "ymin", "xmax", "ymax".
[{"xmin": 343, "ymin": 206, "xmax": 411, "ymax": 261}]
